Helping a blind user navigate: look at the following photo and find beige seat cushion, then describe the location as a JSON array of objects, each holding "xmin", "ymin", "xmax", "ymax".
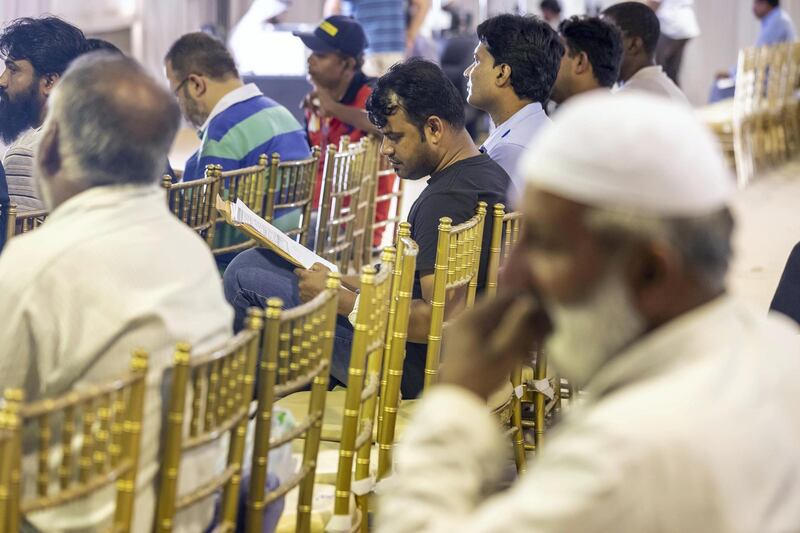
[{"xmin": 276, "ymin": 482, "xmax": 359, "ymax": 533}]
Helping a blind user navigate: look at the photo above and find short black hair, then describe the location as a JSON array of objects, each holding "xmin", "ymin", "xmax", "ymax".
[
  {"xmin": 764, "ymin": 0, "xmax": 779, "ymax": 7},
  {"xmin": 165, "ymin": 32, "xmax": 238, "ymax": 80},
  {"xmin": 85, "ymin": 38, "xmax": 124, "ymax": 55},
  {"xmin": 540, "ymin": 0, "xmax": 562, "ymax": 13},
  {"xmin": 0, "ymin": 17, "xmax": 86, "ymax": 77},
  {"xmin": 603, "ymin": 2, "xmax": 660, "ymax": 56},
  {"xmin": 367, "ymin": 58, "xmax": 465, "ymax": 137},
  {"xmin": 476, "ymin": 14, "xmax": 564, "ymax": 103},
  {"xmin": 558, "ymin": 16, "xmax": 623, "ymax": 88}
]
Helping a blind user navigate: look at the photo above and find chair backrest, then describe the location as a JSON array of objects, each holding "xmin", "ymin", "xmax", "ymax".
[
  {"xmin": 0, "ymin": 418, "xmax": 14, "ymax": 529},
  {"xmin": 376, "ymin": 223, "xmax": 418, "ymax": 480},
  {"xmin": 1, "ymin": 351, "xmax": 148, "ymax": 533},
  {"xmin": 245, "ymin": 274, "xmax": 340, "ymax": 533},
  {"xmin": 424, "ymin": 201, "xmax": 488, "ymax": 389},
  {"xmin": 162, "ymin": 173, "xmax": 221, "ymax": 247},
  {"xmin": 486, "ymin": 204, "xmax": 522, "ymax": 297},
  {"xmin": 5, "ymin": 204, "xmax": 48, "ymax": 243},
  {"xmin": 264, "ymin": 147, "xmax": 321, "ymax": 247},
  {"xmin": 351, "ymin": 137, "xmax": 379, "ymax": 273},
  {"xmin": 213, "ymin": 157, "xmax": 269, "ymax": 256},
  {"xmin": 332, "ymin": 250, "xmax": 395, "ymax": 526},
  {"xmin": 154, "ymin": 312, "xmax": 262, "ymax": 532},
  {"xmin": 315, "ymin": 138, "xmax": 366, "ymax": 273}
]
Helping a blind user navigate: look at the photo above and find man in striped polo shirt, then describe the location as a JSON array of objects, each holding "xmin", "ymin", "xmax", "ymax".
[{"xmin": 165, "ymin": 32, "xmax": 310, "ymax": 181}]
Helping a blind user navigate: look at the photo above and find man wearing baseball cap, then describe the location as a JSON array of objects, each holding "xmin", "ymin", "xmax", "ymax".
[{"xmin": 295, "ymin": 15, "xmax": 396, "ymax": 247}]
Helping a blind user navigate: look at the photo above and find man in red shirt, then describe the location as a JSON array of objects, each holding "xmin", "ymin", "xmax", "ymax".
[{"xmin": 295, "ymin": 16, "xmax": 397, "ymax": 246}]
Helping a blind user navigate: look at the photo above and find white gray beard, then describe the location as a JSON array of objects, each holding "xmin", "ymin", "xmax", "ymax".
[{"xmin": 544, "ymin": 268, "xmax": 646, "ymax": 390}]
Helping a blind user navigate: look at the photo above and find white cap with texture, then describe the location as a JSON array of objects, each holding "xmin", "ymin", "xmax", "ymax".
[{"xmin": 521, "ymin": 91, "xmax": 735, "ymax": 216}]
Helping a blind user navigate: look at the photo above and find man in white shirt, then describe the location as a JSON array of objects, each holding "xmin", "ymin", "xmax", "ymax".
[
  {"xmin": 377, "ymin": 92, "xmax": 800, "ymax": 532},
  {"xmin": 463, "ymin": 14, "xmax": 564, "ymax": 196},
  {"xmin": 0, "ymin": 53, "xmax": 233, "ymax": 532},
  {"xmin": 0, "ymin": 16, "xmax": 87, "ymax": 210},
  {"xmin": 603, "ymin": 2, "xmax": 689, "ymax": 105},
  {"xmin": 650, "ymin": 0, "xmax": 699, "ymax": 86}
]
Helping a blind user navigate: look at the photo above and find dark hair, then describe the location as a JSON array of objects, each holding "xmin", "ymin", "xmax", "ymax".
[
  {"xmin": 476, "ymin": 14, "xmax": 564, "ymax": 103},
  {"xmin": 540, "ymin": 0, "xmax": 562, "ymax": 13},
  {"xmin": 0, "ymin": 17, "xmax": 86, "ymax": 77},
  {"xmin": 558, "ymin": 16, "xmax": 623, "ymax": 88},
  {"xmin": 367, "ymin": 58, "xmax": 465, "ymax": 137},
  {"xmin": 765, "ymin": 0, "xmax": 779, "ymax": 7},
  {"xmin": 85, "ymin": 38, "xmax": 124, "ymax": 55},
  {"xmin": 603, "ymin": 2, "xmax": 660, "ymax": 56},
  {"xmin": 164, "ymin": 32, "xmax": 238, "ymax": 80}
]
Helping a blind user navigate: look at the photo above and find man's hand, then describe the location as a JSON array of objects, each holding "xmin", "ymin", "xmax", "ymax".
[
  {"xmin": 313, "ymin": 87, "xmax": 338, "ymax": 118},
  {"xmin": 440, "ymin": 292, "xmax": 552, "ymax": 401},
  {"xmin": 295, "ymin": 263, "xmax": 331, "ymax": 302}
]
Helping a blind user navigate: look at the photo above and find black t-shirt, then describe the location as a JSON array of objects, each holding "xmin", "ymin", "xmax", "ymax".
[{"xmin": 402, "ymin": 153, "xmax": 510, "ymax": 399}]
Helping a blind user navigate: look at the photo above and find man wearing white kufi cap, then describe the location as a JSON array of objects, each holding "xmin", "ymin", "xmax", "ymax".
[{"xmin": 377, "ymin": 92, "xmax": 800, "ymax": 533}]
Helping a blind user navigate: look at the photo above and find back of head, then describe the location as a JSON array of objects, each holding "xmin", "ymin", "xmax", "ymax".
[
  {"xmin": 476, "ymin": 14, "xmax": 564, "ymax": 103},
  {"xmin": 367, "ymin": 58, "xmax": 465, "ymax": 135},
  {"xmin": 540, "ymin": 0, "xmax": 562, "ymax": 14},
  {"xmin": 558, "ymin": 16, "xmax": 623, "ymax": 88},
  {"xmin": 0, "ymin": 16, "xmax": 86, "ymax": 76},
  {"xmin": 85, "ymin": 38, "xmax": 124, "ymax": 55},
  {"xmin": 48, "ymin": 53, "xmax": 181, "ymax": 187},
  {"xmin": 603, "ymin": 2, "xmax": 660, "ymax": 58},
  {"xmin": 165, "ymin": 32, "xmax": 238, "ymax": 81}
]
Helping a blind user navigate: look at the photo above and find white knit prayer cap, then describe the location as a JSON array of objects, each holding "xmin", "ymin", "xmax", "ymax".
[{"xmin": 520, "ymin": 91, "xmax": 735, "ymax": 216}]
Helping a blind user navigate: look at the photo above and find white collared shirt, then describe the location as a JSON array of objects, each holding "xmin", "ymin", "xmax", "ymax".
[
  {"xmin": 0, "ymin": 184, "xmax": 233, "ymax": 532},
  {"xmin": 199, "ymin": 82, "xmax": 264, "ymax": 134},
  {"xmin": 378, "ymin": 296, "xmax": 800, "ymax": 532},
  {"xmin": 481, "ymin": 102, "xmax": 550, "ymax": 196},
  {"xmin": 616, "ymin": 65, "xmax": 690, "ymax": 106}
]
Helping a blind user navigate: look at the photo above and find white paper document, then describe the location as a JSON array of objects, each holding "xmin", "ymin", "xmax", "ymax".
[{"xmin": 223, "ymin": 197, "xmax": 338, "ymax": 272}]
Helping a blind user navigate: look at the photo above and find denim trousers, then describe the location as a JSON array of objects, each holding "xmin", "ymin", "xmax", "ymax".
[{"xmin": 223, "ymin": 247, "xmax": 353, "ymax": 386}]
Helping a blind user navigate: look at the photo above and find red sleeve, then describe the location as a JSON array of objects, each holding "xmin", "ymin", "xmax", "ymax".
[{"xmin": 353, "ymin": 84, "xmax": 373, "ymax": 110}]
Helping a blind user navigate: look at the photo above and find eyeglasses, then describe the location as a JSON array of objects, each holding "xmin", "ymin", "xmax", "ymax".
[{"xmin": 173, "ymin": 76, "xmax": 191, "ymax": 96}]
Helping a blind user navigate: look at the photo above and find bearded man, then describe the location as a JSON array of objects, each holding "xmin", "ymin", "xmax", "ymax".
[
  {"xmin": 0, "ymin": 16, "xmax": 86, "ymax": 210},
  {"xmin": 376, "ymin": 92, "xmax": 800, "ymax": 532}
]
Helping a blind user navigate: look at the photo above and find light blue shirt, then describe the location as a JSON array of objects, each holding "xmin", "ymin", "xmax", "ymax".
[
  {"xmin": 481, "ymin": 102, "xmax": 550, "ymax": 199},
  {"xmin": 756, "ymin": 7, "xmax": 796, "ymax": 46}
]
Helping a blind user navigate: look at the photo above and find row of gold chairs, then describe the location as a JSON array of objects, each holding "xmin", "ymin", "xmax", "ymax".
[{"xmin": 698, "ymin": 42, "xmax": 800, "ymax": 186}]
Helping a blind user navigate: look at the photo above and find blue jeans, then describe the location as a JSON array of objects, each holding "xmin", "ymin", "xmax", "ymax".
[{"xmin": 223, "ymin": 248, "xmax": 353, "ymax": 386}]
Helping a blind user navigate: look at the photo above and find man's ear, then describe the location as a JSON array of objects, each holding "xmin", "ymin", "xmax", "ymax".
[
  {"xmin": 628, "ymin": 36, "xmax": 645, "ymax": 55},
  {"xmin": 574, "ymin": 51, "xmax": 590, "ymax": 75},
  {"xmin": 38, "ymin": 123, "xmax": 62, "ymax": 177},
  {"xmin": 496, "ymin": 63, "xmax": 512, "ymax": 88},
  {"xmin": 188, "ymin": 73, "xmax": 207, "ymax": 98},
  {"xmin": 625, "ymin": 240, "xmax": 682, "ymax": 321},
  {"xmin": 424, "ymin": 116, "xmax": 445, "ymax": 144},
  {"xmin": 40, "ymin": 73, "xmax": 60, "ymax": 97}
]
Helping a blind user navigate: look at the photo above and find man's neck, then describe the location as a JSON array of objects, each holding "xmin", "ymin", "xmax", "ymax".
[
  {"xmin": 489, "ymin": 95, "xmax": 533, "ymax": 128},
  {"xmin": 431, "ymin": 129, "xmax": 482, "ymax": 175},
  {"xmin": 621, "ymin": 58, "xmax": 656, "ymax": 83},
  {"xmin": 321, "ymin": 69, "xmax": 357, "ymax": 101},
  {"xmin": 205, "ymin": 77, "xmax": 246, "ymax": 117}
]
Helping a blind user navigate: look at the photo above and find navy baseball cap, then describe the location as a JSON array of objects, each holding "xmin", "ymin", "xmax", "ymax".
[{"xmin": 293, "ymin": 15, "xmax": 368, "ymax": 58}]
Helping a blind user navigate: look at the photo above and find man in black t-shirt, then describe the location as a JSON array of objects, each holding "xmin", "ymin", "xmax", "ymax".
[{"xmin": 224, "ymin": 58, "xmax": 509, "ymax": 397}]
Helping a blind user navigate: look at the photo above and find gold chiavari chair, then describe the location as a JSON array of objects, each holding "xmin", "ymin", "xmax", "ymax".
[
  {"xmin": 274, "ymin": 255, "xmax": 395, "ymax": 533},
  {"xmin": 0, "ymin": 415, "xmax": 14, "ymax": 528},
  {"xmin": 0, "ymin": 351, "xmax": 148, "ymax": 533},
  {"xmin": 351, "ymin": 137, "xmax": 378, "ymax": 273},
  {"xmin": 213, "ymin": 156, "xmax": 269, "ymax": 256},
  {"xmin": 375, "ymin": 224, "xmax": 417, "ymax": 481},
  {"xmin": 154, "ymin": 310, "xmax": 262, "ymax": 532},
  {"xmin": 246, "ymin": 273, "xmax": 341, "ymax": 533},
  {"xmin": 784, "ymin": 43, "xmax": 800, "ymax": 158},
  {"xmin": 315, "ymin": 138, "xmax": 366, "ymax": 273},
  {"xmin": 5, "ymin": 203, "xmax": 48, "ymax": 242},
  {"xmin": 162, "ymin": 172, "xmax": 221, "ymax": 247},
  {"xmin": 361, "ymin": 146, "xmax": 404, "ymax": 266},
  {"xmin": 424, "ymin": 201, "xmax": 488, "ymax": 389},
  {"xmin": 264, "ymin": 147, "xmax": 321, "ymax": 247},
  {"xmin": 733, "ymin": 46, "xmax": 763, "ymax": 186}
]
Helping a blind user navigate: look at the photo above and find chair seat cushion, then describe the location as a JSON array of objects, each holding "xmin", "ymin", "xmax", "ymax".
[{"xmin": 276, "ymin": 482, "xmax": 359, "ymax": 533}]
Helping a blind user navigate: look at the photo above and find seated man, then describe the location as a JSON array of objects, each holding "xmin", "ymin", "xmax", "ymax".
[
  {"xmin": 294, "ymin": 15, "xmax": 395, "ymax": 247},
  {"xmin": 0, "ymin": 16, "xmax": 87, "ymax": 210},
  {"xmin": 165, "ymin": 32, "xmax": 310, "ymax": 181},
  {"xmin": 550, "ymin": 16, "xmax": 623, "ymax": 105},
  {"xmin": 0, "ymin": 53, "xmax": 233, "ymax": 532},
  {"xmin": 463, "ymin": 13, "xmax": 564, "ymax": 196},
  {"xmin": 224, "ymin": 59, "xmax": 511, "ymax": 398},
  {"xmin": 603, "ymin": 2, "xmax": 690, "ymax": 105},
  {"xmin": 377, "ymin": 92, "xmax": 800, "ymax": 532},
  {"xmin": 710, "ymin": 0, "xmax": 797, "ymax": 102}
]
